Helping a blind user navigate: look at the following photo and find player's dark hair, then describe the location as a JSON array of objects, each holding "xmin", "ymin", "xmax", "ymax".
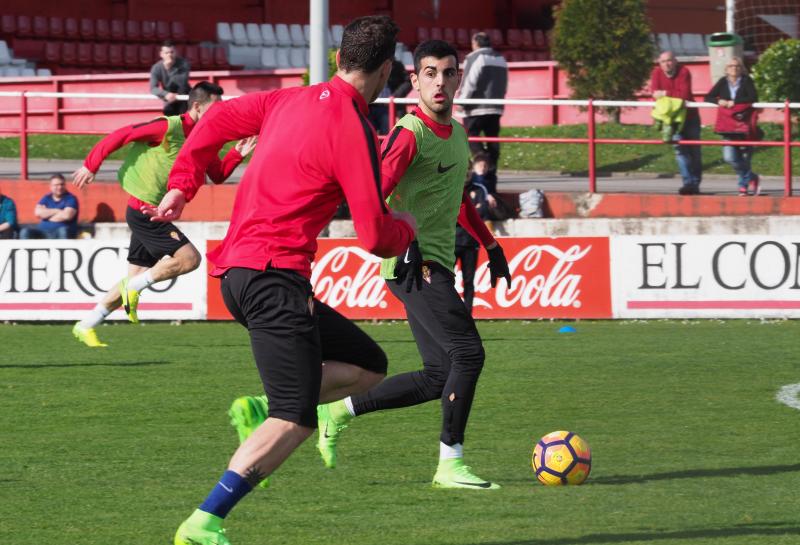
[
  {"xmin": 472, "ymin": 32, "xmax": 491, "ymax": 48},
  {"xmin": 50, "ymin": 173, "xmax": 66, "ymax": 182},
  {"xmin": 161, "ymin": 40, "xmax": 175, "ymax": 49},
  {"xmin": 188, "ymin": 81, "xmax": 224, "ymax": 106},
  {"xmin": 413, "ymin": 40, "xmax": 459, "ymax": 74},
  {"xmin": 339, "ymin": 15, "xmax": 399, "ymax": 74}
]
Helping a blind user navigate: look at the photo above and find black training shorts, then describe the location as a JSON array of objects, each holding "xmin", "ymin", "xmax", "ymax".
[
  {"xmin": 125, "ymin": 206, "xmax": 190, "ymax": 268},
  {"xmin": 316, "ymin": 299, "xmax": 387, "ymax": 375}
]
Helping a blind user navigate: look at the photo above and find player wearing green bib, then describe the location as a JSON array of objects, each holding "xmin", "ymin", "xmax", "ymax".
[
  {"xmin": 319, "ymin": 40, "xmax": 511, "ymax": 489},
  {"xmin": 71, "ymin": 82, "xmax": 256, "ymax": 347}
]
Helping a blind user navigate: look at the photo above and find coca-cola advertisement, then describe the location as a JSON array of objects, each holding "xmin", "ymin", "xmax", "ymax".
[{"xmin": 207, "ymin": 238, "xmax": 613, "ymax": 320}]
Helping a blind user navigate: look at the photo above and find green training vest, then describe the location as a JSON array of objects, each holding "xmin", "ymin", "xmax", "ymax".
[
  {"xmin": 118, "ymin": 116, "xmax": 185, "ymax": 205},
  {"xmin": 380, "ymin": 113, "xmax": 470, "ymax": 279}
]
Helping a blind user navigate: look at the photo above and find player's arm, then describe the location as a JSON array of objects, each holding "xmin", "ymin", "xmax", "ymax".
[
  {"xmin": 205, "ymin": 136, "xmax": 257, "ymax": 184},
  {"xmin": 380, "ymin": 125, "xmax": 416, "ymax": 197},
  {"xmin": 457, "ymin": 191, "xmax": 495, "ymax": 247},
  {"xmin": 73, "ymin": 119, "xmax": 167, "ymax": 188},
  {"xmin": 334, "ymin": 113, "xmax": 415, "ymax": 257}
]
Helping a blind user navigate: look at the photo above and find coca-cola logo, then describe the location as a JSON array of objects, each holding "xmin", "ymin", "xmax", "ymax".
[{"xmin": 311, "ymin": 246, "xmax": 387, "ymax": 309}]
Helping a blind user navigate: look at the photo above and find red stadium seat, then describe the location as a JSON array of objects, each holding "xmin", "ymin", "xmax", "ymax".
[
  {"xmin": 77, "ymin": 42, "xmax": 92, "ymax": 65},
  {"xmin": 455, "ymin": 28, "xmax": 470, "ymax": 49},
  {"xmin": 11, "ymin": 38, "xmax": 46, "ymax": 59},
  {"xmin": 522, "ymin": 51, "xmax": 537, "ymax": 62},
  {"xmin": 16, "ymin": 16, "xmax": 33, "ymax": 38},
  {"xmin": 109, "ymin": 43, "xmax": 123, "ymax": 65},
  {"xmin": 48, "ymin": 17, "xmax": 64, "ymax": 39},
  {"xmin": 199, "ymin": 46, "xmax": 213, "ymax": 69},
  {"xmin": 110, "ymin": 19, "xmax": 125, "ymax": 41},
  {"xmin": 33, "ymin": 16, "xmax": 48, "ymax": 38},
  {"xmin": 535, "ymin": 50, "xmax": 550, "ymax": 61},
  {"xmin": 485, "ymin": 28, "xmax": 504, "ymax": 48},
  {"xmin": 155, "ymin": 21, "xmax": 170, "ymax": 41},
  {"xmin": 430, "ymin": 27, "xmax": 443, "ymax": 41},
  {"xmin": 123, "ymin": 43, "xmax": 138, "ymax": 67},
  {"xmin": 139, "ymin": 44, "xmax": 155, "ymax": 67},
  {"xmin": 44, "ymin": 41, "xmax": 61, "ymax": 63},
  {"xmin": 64, "ymin": 17, "xmax": 79, "ymax": 40},
  {"xmin": 95, "ymin": 19, "xmax": 110, "ymax": 40},
  {"xmin": 507, "ymin": 49, "xmax": 524, "ymax": 62},
  {"xmin": 80, "ymin": 18, "xmax": 95, "ymax": 40},
  {"xmin": 170, "ymin": 21, "xmax": 186, "ymax": 42},
  {"xmin": 125, "ymin": 20, "xmax": 141, "ymax": 41},
  {"xmin": 443, "ymin": 27, "xmax": 455, "ymax": 44},
  {"xmin": 506, "ymin": 29, "xmax": 522, "ymax": 48},
  {"xmin": 183, "ymin": 44, "xmax": 199, "ymax": 68},
  {"xmin": 520, "ymin": 29, "xmax": 534, "ymax": 50},
  {"xmin": 416, "ymin": 27, "xmax": 429, "ymax": 44},
  {"xmin": 93, "ymin": 42, "xmax": 109, "ymax": 67},
  {"xmin": 533, "ymin": 30, "xmax": 547, "ymax": 49},
  {"xmin": 62, "ymin": 41, "xmax": 77, "ymax": 64},
  {"xmin": 213, "ymin": 45, "xmax": 227, "ymax": 67},
  {"xmin": 1, "ymin": 15, "xmax": 17, "ymax": 37},
  {"xmin": 141, "ymin": 20, "xmax": 156, "ymax": 42}
]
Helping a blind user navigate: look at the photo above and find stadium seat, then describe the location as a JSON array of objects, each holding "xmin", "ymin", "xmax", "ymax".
[
  {"xmin": 33, "ymin": 16, "xmax": 48, "ymax": 38},
  {"xmin": 62, "ymin": 41, "xmax": 77, "ymax": 64},
  {"xmin": 217, "ymin": 22, "xmax": 233, "ymax": 44},
  {"xmin": 44, "ymin": 41, "xmax": 60, "ymax": 63},
  {"xmin": 170, "ymin": 21, "xmax": 186, "ymax": 42},
  {"xmin": 123, "ymin": 43, "xmax": 138, "ymax": 67},
  {"xmin": 108, "ymin": 43, "xmax": 123, "ymax": 65},
  {"xmin": 683, "ymin": 33, "xmax": 706, "ymax": 56},
  {"xmin": 1, "ymin": 15, "xmax": 16, "ymax": 37},
  {"xmin": 36, "ymin": 67, "xmax": 51, "ymax": 76},
  {"xmin": 139, "ymin": 44, "xmax": 154, "ymax": 67},
  {"xmin": 520, "ymin": 29, "xmax": 534, "ymax": 49},
  {"xmin": 260, "ymin": 24, "xmax": 277, "ymax": 47},
  {"xmin": 125, "ymin": 20, "xmax": 141, "ymax": 41},
  {"xmin": 61, "ymin": 17, "xmax": 78, "ymax": 40},
  {"xmin": 94, "ymin": 19, "xmax": 110, "ymax": 41},
  {"xmin": 535, "ymin": 51, "xmax": 549, "ymax": 61},
  {"xmin": 274, "ymin": 24, "xmax": 291, "ymax": 47},
  {"xmin": 303, "ymin": 24, "xmax": 311, "ymax": 44},
  {"xmin": 506, "ymin": 29, "xmax": 522, "ymax": 48},
  {"xmin": 226, "ymin": 45, "xmax": 259, "ymax": 68},
  {"xmin": 417, "ymin": 27, "xmax": 430, "ymax": 44},
  {"xmin": 21, "ymin": 67, "xmax": 36, "ymax": 76},
  {"xmin": 231, "ymin": 23, "xmax": 248, "ymax": 46},
  {"xmin": 401, "ymin": 50, "xmax": 413, "ymax": 66},
  {"xmin": 0, "ymin": 41, "xmax": 11, "ymax": 65},
  {"xmin": 48, "ymin": 16, "xmax": 64, "ymax": 39},
  {"xmin": 289, "ymin": 24, "xmax": 305, "ymax": 47},
  {"xmin": 275, "ymin": 47, "xmax": 291, "ymax": 68},
  {"xmin": 485, "ymin": 28, "xmax": 503, "ymax": 48},
  {"xmin": 246, "ymin": 23, "xmax": 262, "ymax": 46},
  {"xmin": 141, "ymin": 20, "xmax": 156, "ymax": 42},
  {"xmin": 16, "ymin": 16, "xmax": 33, "ymax": 38},
  {"xmin": 289, "ymin": 46, "xmax": 306, "ymax": 68},
  {"xmin": 110, "ymin": 19, "xmax": 125, "ymax": 41},
  {"xmin": 669, "ymin": 33, "xmax": 683, "ymax": 55},
  {"xmin": 533, "ymin": 30, "xmax": 547, "ymax": 49},
  {"xmin": 430, "ymin": 27, "xmax": 443, "ymax": 41},
  {"xmin": 507, "ymin": 49, "xmax": 524, "ymax": 62},
  {"xmin": 2, "ymin": 66, "xmax": 22, "ymax": 77},
  {"xmin": 79, "ymin": 18, "xmax": 95, "ymax": 40},
  {"xmin": 78, "ymin": 42, "xmax": 92, "ymax": 65},
  {"xmin": 260, "ymin": 47, "xmax": 277, "ymax": 68},
  {"xmin": 522, "ymin": 51, "xmax": 537, "ymax": 62},
  {"xmin": 183, "ymin": 44, "xmax": 199, "ymax": 67},
  {"xmin": 331, "ymin": 24, "xmax": 343, "ymax": 46},
  {"xmin": 213, "ymin": 45, "xmax": 227, "ymax": 67},
  {"xmin": 456, "ymin": 28, "xmax": 470, "ymax": 49},
  {"xmin": 443, "ymin": 27, "xmax": 455, "ymax": 44},
  {"xmin": 198, "ymin": 46, "xmax": 213, "ymax": 69},
  {"xmin": 93, "ymin": 42, "xmax": 109, "ymax": 67},
  {"xmin": 155, "ymin": 21, "xmax": 170, "ymax": 41}
]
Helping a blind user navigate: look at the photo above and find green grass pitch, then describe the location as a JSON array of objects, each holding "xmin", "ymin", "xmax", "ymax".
[{"xmin": 1, "ymin": 320, "xmax": 799, "ymax": 544}]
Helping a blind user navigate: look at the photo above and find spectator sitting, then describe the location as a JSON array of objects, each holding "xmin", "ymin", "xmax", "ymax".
[
  {"xmin": 150, "ymin": 40, "xmax": 191, "ymax": 116},
  {"xmin": 0, "ymin": 187, "xmax": 18, "ymax": 239},
  {"xmin": 19, "ymin": 174, "xmax": 79, "ymax": 239},
  {"xmin": 704, "ymin": 56, "xmax": 760, "ymax": 196},
  {"xmin": 468, "ymin": 152, "xmax": 513, "ymax": 221}
]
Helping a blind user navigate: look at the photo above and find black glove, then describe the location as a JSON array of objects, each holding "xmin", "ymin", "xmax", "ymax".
[
  {"xmin": 394, "ymin": 240, "xmax": 423, "ymax": 292},
  {"xmin": 487, "ymin": 244, "xmax": 511, "ymax": 288}
]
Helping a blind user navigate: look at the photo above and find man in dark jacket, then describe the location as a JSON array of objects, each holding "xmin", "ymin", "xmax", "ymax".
[{"xmin": 150, "ymin": 40, "xmax": 191, "ymax": 115}]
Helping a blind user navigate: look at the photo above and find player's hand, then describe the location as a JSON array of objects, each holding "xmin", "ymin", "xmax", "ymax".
[
  {"xmin": 142, "ymin": 188, "xmax": 186, "ymax": 222},
  {"xmin": 72, "ymin": 166, "xmax": 95, "ymax": 189},
  {"xmin": 394, "ymin": 240, "xmax": 423, "ymax": 292},
  {"xmin": 392, "ymin": 210, "xmax": 418, "ymax": 236},
  {"xmin": 235, "ymin": 136, "xmax": 258, "ymax": 157},
  {"xmin": 487, "ymin": 243, "xmax": 511, "ymax": 288},
  {"xmin": 165, "ymin": 92, "xmax": 177, "ymax": 102}
]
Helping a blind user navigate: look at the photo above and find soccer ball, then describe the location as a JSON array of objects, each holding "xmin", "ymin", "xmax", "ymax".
[{"xmin": 531, "ymin": 430, "xmax": 591, "ymax": 485}]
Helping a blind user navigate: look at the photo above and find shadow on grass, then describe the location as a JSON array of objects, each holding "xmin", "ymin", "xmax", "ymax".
[
  {"xmin": 474, "ymin": 524, "xmax": 800, "ymax": 545},
  {"xmin": 0, "ymin": 360, "xmax": 171, "ymax": 369},
  {"xmin": 563, "ymin": 153, "xmax": 663, "ymax": 177},
  {"xmin": 590, "ymin": 462, "xmax": 800, "ymax": 485}
]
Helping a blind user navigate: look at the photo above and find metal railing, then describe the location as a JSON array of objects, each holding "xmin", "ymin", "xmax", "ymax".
[{"xmin": 1, "ymin": 91, "xmax": 799, "ymax": 196}]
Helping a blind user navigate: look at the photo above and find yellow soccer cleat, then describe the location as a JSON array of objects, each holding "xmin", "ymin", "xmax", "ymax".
[
  {"xmin": 118, "ymin": 278, "xmax": 140, "ymax": 324},
  {"xmin": 72, "ymin": 323, "xmax": 108, "ymax": 348}
]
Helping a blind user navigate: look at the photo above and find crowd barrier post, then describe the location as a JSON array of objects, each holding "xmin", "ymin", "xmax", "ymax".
[
  {"xmin": 20, "ymin": 92, "xmax": 28, "ymax": 180},
  {"xmin": 784, "ymin": 100, "xmax": 793, "ymax": 197},
  {"xmin": 587, "ymin": 98, "xmax": 596, "ymax": 193}
]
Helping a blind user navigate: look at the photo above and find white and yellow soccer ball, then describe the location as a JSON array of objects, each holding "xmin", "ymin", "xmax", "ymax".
[{"xmin": 531, "ymin": 430, "xmax": 591, "ymax": 485}]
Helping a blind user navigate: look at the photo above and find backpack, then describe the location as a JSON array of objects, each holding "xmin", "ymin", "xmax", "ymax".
[{"xmin": 518, "ymin": 189, "xmax": 545, "ymax": 218}]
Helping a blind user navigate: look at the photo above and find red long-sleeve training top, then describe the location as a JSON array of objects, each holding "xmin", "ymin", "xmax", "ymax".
[
  {"xmin": 381, "ymin": 106, "xmax": 496, "ymax": 247},
  {"xmin": 84, "ymin": 115, "xmax": 243, "ymax": 211},
  {"xmin": 167, "ymin": 76, "xmax": 415, "ymax": 278}
]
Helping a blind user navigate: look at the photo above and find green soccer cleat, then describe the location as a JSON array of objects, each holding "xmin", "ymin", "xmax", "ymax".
[
  {"xmin": 72, "ymin": 323, "xmax": 108, "ymax": 348},
  {"xmin": 316, "ymin": 402, "xmax": 351, "ymax": 469},
  {"xmin": 174, "ymin": 510, "xmax": 230, "ymax": 545},
  {"xmin": 118, "ymin": 278, "xmax": 140, "ymax": 324},
  {"xmin": 227, "ymin": 395, "xmax": 270, "ymax": 488},
  {"xmin": 432, "ymin": 458, "xmax": 501, "ymax": 490}
]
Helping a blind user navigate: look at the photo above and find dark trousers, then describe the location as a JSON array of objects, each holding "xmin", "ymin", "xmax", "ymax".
[
  {"xmin": 464, "ymin": 114, "xmax": 501, "ymax": 167},
  {"xmin": 351, "ymin": 264, "xmax": 485, "ymax": 445},
  {"xmin": 455, "ymin": 245, "xmax": 479, "ymax": 314}
]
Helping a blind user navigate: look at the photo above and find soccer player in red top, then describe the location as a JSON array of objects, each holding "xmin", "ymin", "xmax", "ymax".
[
  {"xmin": 70, "ymin": 82, "xmax": 256, "ymax": 348},
  {"xmin": 145, "ymin": 16, "xmax": 416, "ymax": 545}
]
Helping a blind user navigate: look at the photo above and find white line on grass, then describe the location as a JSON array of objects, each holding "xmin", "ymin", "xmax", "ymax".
[{"xmin": 776, "ymin": 384, "xmax": 800, "ymax": 410}]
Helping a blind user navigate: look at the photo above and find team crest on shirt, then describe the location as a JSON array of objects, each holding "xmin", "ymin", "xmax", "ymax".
[
  {"xmin": 169, "ymin": 231, "xmax": 180, "ymax": 241},
  {"xmin": 319, "ymin": 89, "xmax": 330, "ymax": 100}
]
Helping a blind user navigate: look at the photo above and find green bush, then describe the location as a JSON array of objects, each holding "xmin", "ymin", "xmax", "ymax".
[
  {"xmin": 551, "ymin": 0, "xmax": 655, "ymax": 122},
  {"xmin": 751, "ymin": 39, "xmax": 800, "ymax": 106},
  {"xmin": 302, "ymin": 49, "xmax": 338, "ymax": 86}
]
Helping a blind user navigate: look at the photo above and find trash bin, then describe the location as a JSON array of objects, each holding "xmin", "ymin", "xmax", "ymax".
[{"xmin": 708, "ymin": 32, "xmax": 744, "ymax": 82}]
